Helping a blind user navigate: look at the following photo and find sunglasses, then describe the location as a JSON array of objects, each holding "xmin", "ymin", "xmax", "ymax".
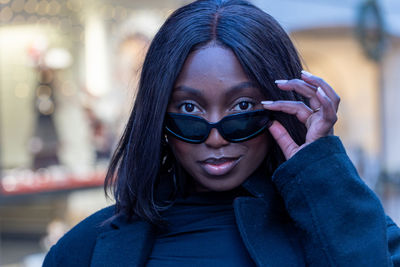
[{"xmin": 164, "ymin": 109, "xmax": 272, "ymax": 144}]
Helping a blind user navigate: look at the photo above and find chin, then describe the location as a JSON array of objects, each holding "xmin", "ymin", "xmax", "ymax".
[{"xmin": 194, "ymin": 176, "xmax": 245, "ymax": 192}]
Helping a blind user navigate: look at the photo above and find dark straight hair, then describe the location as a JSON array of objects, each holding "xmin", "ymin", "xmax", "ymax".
[{"xmin": 105, "ymin": 0, "xmax": 307, "ymax": 224}]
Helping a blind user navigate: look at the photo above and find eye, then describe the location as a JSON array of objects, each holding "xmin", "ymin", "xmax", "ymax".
[
  {"xmin": 232, "ymin": 101, "xmax": 254, "ymax": 111},
  {"xmin": 178, "ymin": 102, "xmax": 200, "ymax": 113}
]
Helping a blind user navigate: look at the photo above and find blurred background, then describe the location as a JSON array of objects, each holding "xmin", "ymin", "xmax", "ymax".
[{"xmin": 0, "ymin": 0, "xmax": 399, "ymax": 265}]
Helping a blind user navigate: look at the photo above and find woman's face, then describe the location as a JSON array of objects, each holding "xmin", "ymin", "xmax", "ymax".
[{"xmin": 167, "ymin": 45, "xmax": 270, "ymax": 192}]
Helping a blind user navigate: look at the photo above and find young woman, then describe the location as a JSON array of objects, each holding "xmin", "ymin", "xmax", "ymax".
[{"xmin": 44, "ymin": 0, "xmax": 400, "ymax": 266}]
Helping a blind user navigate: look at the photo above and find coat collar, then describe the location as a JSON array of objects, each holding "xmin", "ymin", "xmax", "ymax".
[
  {"xmin": 235, "ymin": 169, "xmax": 305, "ymax": 266},
  {"xmin": 242, "ymin": 168, "xmax": 276, "ymax": 198},
  {"xmin": 90, "ymin": 215, "xmax": 155, "ymax": 267}
]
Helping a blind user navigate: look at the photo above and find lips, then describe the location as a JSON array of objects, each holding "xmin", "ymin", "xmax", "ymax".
[{"xmin": 199, "ymin": 157, "xmax": 241, "ymax": 176}]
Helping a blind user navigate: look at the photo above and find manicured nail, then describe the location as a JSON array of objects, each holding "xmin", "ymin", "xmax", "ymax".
[
  {"xmin": 317, "ymin": 86, "xmax": 327, "ymax": 97},
  {"xmin": 275, "ymin": 80, "xmax": 288, "ymax": 84},
  {"xmin": 261, "ymin": 101, "xmax": 274, "ymax": 105},
  {"xmin": 301, "ymin": 70, "xmax": 312, "ymax": 77}
]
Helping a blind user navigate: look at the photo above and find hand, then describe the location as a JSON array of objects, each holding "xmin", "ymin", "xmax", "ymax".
[{"xmin": 262, "ymin": 70, "xmax": 340, "ymax": 160}]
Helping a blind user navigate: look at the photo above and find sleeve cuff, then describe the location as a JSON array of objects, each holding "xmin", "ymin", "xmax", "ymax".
[{"xmin": 271, "ymin": 135, "xmax": 346, "ymax": 190}]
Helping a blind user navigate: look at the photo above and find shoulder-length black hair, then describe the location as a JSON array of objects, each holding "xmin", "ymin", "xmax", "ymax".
[{"xmin": 105, "ymin": 0, "xmax": 307, "ymax": 224}]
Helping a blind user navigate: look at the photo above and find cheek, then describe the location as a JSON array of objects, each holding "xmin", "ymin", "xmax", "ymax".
[
  {"xmin": 242, "ymin": 134, "xmax": 270, "ymax": 166},
  {"xmin": 168, "ymin": 138, "xmax": 197, "ymax": 166}
]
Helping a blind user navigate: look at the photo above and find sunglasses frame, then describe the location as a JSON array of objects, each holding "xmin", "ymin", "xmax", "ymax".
[{"xmin": 164, "ymin": 109, "xmax": 272, "ymax": 144}]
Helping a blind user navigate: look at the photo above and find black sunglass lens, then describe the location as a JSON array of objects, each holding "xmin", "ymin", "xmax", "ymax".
[
  {"xmin": 220, "ymin": 111, "xmax": 270, "ymax": 141},
  {"xmin": 166, "ymin": 115, "xmax": 208, "ymax": 142}
]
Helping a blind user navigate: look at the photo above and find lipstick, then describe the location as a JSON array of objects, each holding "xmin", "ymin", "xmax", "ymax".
[{"xmin": 199, "ymin": 157, "xmax": 240, "ymax": 176}]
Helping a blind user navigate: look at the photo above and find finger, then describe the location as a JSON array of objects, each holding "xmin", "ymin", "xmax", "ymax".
[
  {"xmin": 275, "ymin": 79, "xmax": 321, "ymax": 111},
  {"xmin": 316, "ymin": 87, "xmax": 337, "ymax": 125},
  {"xmin": 268, "ymin": 120, "xmax": 299, "ymax": 160},
  {"xmin": 275, "ymin": 79, "xmax": 317, "ymax": 98},
  {"xmin": 262, "ymin": 100, "xmax": 312, "ymax": 124},
  {"xmin": 301, "ymin": 70, "xmax": 340, "ymax": 111}
]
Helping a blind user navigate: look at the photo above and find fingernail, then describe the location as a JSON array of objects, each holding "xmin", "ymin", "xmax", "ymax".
[
  {"xmin": 261, "ymin": 101, "xmax": 274, "ymax": 105},
  {"xmin": 317, "ymin": 86, "xmax": 327, "ymax": 97},
  {"xmin": 275, "ymin": 80, "xmax": 288, "ymax": 84},
  {"xmin": 301, "ymin": 70, "xmax": 312, "ymax": 77}
]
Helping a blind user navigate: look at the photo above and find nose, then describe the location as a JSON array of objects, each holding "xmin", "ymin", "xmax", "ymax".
[{"xmin": 204, "ymin": 127, "xmax": 230, "ymax": 148}]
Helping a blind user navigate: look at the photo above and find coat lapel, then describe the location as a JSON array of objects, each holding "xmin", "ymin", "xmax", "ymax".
[
  {"xmin": 236, "ymin": 171, "xmax": 306, "ymax": 267},
  {"xmin": 234, "ymin": 197, "xmax": 305, "ymax": 267},
  {"xmin": 90, "ymin": 217, "xmax": 155, "ymax": 267}
]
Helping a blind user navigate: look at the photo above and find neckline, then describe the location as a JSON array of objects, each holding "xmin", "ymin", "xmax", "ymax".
[{"xmin": 174, "ymin": 186, "xmax": 250, "ymax": 205}]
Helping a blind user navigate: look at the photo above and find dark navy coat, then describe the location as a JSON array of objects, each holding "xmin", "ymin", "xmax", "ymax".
[{"xmin": 43, "ymin": 136, "xmax": 400, "ymax": 266}]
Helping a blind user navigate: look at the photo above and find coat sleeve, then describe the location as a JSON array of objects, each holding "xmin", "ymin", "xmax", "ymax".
[
  {"xmin": 271, "ymin": 136, "xmax": 400, "ymax": 267},
  {"xmin": 387, "ymin": 216, "xmax": 400, "ymax": 265},
  {"xmin": 43, "ymin": 245, "xmax": 58, "ymax": 266}
]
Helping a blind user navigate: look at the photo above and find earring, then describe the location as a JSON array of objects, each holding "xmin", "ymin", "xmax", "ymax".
[{"xmin": 164, "ymin": 134, "xmax": 169, "ymax": 144}]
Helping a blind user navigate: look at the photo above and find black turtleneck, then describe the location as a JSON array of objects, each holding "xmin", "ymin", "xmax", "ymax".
[{"xmin": 146, "ymin": 187, "xmax": 256, "ymax": 266}]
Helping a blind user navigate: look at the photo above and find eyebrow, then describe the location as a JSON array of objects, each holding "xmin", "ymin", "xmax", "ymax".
[{"xmin": 172, "ymin": 81, "xmax": 259, "ymax": 96}]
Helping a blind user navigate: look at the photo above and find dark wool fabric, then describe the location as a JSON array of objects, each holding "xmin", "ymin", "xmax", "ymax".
[
  {"xmin": 43, "ymin": 136, "xmax": 400, "ymax": 267},
  {"xmin": 146, "ymin": 190, "xmax": 256, "ymax": 266}
]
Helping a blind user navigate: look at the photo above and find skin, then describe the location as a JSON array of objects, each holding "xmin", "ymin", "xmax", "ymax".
[
  {"xmin": 167, "ymin": 44, "xmax": 340, "ymax": 191},
  {"xmin": 265, "ymin": 72, "xmax": 340, "ymax": 160},
  {"xmin": 167, "ymin": 44, "xmax": 269, "ymax": 191}
]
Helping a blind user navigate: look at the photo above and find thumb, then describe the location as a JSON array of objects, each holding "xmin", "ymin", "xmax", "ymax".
[{"xmin": 268, "ymin": 121, "xmax": 299, "ymax": 160}]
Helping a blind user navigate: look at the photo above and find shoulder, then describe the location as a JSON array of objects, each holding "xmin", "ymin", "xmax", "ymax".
[
  {"xmin": 43, "ymin": 205, "xmax": 116, "ymax": 266},
  {"xmin": 58, "ymin": 205, "xmax": 116, "ymax": 243}
]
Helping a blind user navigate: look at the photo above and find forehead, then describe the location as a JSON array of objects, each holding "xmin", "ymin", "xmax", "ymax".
[{"xmin": 174, "ymin": 45, "xmax": 250, "ymax": 92}]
